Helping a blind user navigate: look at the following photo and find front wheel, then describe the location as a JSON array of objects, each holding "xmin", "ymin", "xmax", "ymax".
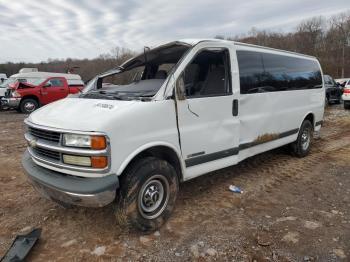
[
  {"xmin": 115, "ymin": 157, "xmax": 179, "ymax": 231},
  {"xmin": 20, "ymin": 98, "xmax": 38, "ymax": 114},
  {"xmin": 290, "ymin": 120, "xmax": 313, "ymax": 157}
]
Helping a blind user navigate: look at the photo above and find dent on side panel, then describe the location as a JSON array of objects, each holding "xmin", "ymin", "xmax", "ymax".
[{"xmin": 239, "ymin": 94, "xmax": 274, "ymax": 145}]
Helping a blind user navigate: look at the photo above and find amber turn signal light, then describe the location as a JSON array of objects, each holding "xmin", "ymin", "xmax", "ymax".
[
  {"xmin": 91, "ymin": 136, "xmax": 107, "ymax": 150},
  {"xmin": 91, "ymin": 156, "xmax": 108, "ymax": 168}
]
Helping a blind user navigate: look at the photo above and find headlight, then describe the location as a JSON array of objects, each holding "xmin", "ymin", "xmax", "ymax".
[
  {"xmin": 12, "ymin": 91, "xmax": 21, "ymax": 98},
  {"xmin": 63, "ymin": 134, "xmax": 106, "ymax": 149}
]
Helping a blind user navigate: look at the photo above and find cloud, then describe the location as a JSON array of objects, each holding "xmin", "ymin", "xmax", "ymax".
[{"xmin": 0, "ymin": 0, "xmax": 348, "ymax": 62}]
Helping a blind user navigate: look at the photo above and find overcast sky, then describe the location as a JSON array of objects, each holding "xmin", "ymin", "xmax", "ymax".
[{"xmin": 0, "ymin": 0, "xmax": 349, "ymax": 63}]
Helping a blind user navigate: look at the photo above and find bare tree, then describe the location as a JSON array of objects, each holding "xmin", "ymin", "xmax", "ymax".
[{"xmin": 330, "ymin": 11, "xmax": 350, "ymax": 77}]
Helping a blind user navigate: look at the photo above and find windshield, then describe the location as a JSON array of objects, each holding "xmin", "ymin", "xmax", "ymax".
[
  {"xmin": 0, "ymin": 78, "xmax": 16, "ymax": 88},
  {"xmin": 0, "ymin": 77, "xmax": 46, "ymax": 88},
  {"xmin": 324, "ymin": 75, "xmax": 335, "ymax": 86},
  {"xmin": 81, "ymin": 42, "xmax": 191, "ymax": 101}
]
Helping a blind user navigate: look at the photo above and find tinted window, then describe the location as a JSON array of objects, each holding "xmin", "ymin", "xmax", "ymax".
[
  {"xmin": 236, "ymin": 51, "xmax": 264, "ymax": 94},
  {"xmin": 237, "ymin": 50, "xmax": 322, "ymax": 94}
]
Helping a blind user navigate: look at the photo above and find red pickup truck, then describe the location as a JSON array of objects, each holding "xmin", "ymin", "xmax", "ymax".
[{"xmin": 1, "ymin": 72, "xmax": 84, "ymax": 113}]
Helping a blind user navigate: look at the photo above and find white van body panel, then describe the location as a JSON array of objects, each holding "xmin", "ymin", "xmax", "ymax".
[
  {"xmin": 27, "ymin": 98, "xmax": 182, "ymax": 178},
  {"xmin": 25, "ymin": 39, "xmax": 325, "ymax": 182}
]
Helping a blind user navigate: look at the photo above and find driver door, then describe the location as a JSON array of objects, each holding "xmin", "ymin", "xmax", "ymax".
[
  {"xmin": 174, "ymin": 43, "xmax": 240, "ymax": 179},
  {"xmin": 41, "ymin": 78, "xmax": 68, "ymax": 104}
]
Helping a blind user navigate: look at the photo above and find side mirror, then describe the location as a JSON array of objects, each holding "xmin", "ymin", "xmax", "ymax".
[{"xmin": 44, "ymin": 82, "xmax": 51, "ymax": 88}]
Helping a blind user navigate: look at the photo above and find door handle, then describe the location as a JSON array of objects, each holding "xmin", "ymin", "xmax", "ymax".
[{"xmin": 232, "ymin": 99, "xmax": 238, "ymax": 116}]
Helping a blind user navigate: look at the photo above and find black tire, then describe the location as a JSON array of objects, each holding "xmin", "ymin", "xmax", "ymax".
[
  {"xmin": 344, "ymin": 102, "xmax": 350, "ymax": 110},
  {"xmin": 115, "ymin": 157, "xmax": 179, "ymax": 231},
  {"xmin": 20, "ymin": 98, "xmax": 38, "ymax": 114},
  {"xmin": 325, "ymin": 95, "xmax": 330, "ymax": 106},
  {"xmin": 335, "ymin": 99, "xmax": 341, "ymax": 104},
  {"xmin": 291, "ymin": 120, "xmax": 313, "ymax": 158}
]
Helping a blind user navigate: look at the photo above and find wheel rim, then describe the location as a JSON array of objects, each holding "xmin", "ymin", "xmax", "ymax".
[
  {"xmin": 138, "ymin": 175, "xmax": 170, "ymax": 219},
  {"xmin": 301, "ymin": 128, "xmax": 311, "ymax": 151},
  {"xmin": 24, "ymin": 101, "xmax": 36, "ymax": 112}
]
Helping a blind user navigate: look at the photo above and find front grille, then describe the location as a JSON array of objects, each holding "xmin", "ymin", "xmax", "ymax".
[
  {"xmin": 5, "ymin": 89, "xmax": 11, "ymax": 98},
  {"xmin": 29, "ymin": 127, "xmax": 61, "ymax": 143},
  {"xmin": 32, "ymin": 147, "xmax": 60, "ymax": 161}
]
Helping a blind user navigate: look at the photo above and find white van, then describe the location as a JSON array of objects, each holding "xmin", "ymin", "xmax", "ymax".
[{"xmin": 22, "ymin": 39, "xmax": 325, "ymax": 231}]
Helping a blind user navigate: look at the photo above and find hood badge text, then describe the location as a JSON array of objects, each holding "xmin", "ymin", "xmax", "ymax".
[{"xmin": 94, "ymin": 103, "xmax": 114, "ymax": 110}]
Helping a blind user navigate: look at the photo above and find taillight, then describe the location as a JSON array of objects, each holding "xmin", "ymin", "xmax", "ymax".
[{"xmin": 344, "ymin": 88, "xmax": 350, "ymax": 94}]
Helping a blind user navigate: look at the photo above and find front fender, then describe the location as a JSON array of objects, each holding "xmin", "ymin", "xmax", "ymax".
[{"xmin": 116, "ymin": 141, "xmax": 184, "ymax": 177}]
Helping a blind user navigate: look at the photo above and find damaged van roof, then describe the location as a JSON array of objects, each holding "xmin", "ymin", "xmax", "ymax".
[{"xmin": 118, "ymin": 38, "xmax": 316, "ymax": 72}]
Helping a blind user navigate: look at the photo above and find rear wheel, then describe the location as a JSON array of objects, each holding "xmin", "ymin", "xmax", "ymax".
[
  {"xmin": 115, "ymin": 157, "xmax": 179, "ymax": 231},
  {"xmin": 344, "ymin": 102, "xmax": 350, "ymax": 110},
  {"xmin": 20, "ymin": 98, "xmax": 38, "ymax": 114},
  {"xmin": 291, "ymin": 120, "xmax": 313, "ymax": 157}
]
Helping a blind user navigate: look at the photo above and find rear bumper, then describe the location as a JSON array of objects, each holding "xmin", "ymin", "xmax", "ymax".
[
  {"xmin": 22, "ymin": 150, "xmax": 119, "ymax": 207},
  {"xmin": 342, "ymin": 95, "xmax": 350, "ymax": 102},
  {"xmin": 1, "ymin": 97, "xmax": 21, "ymax": 108}
]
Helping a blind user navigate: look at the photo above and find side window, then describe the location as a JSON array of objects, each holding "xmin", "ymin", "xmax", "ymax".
[
  {"xmin": 48, "ymin": 79, "xmax": 64, "ymax": 87},
  {"xmin": 285, "ymin": 57, "xmax": 322, "ymax": 90},
  {"xmin": 261, "ymin": 53, "xmax": 288, "ymax": 92},
  {"xmin": 236, "ymin": 51, "xmax": 264, "ymax": 94},
  {"xmin": 179, "ymin": 49, "xmax": 231, "ymax": 98},
  {"xmin": 237, "ymin": 50, "xmax": 322, "ymax": 94}
]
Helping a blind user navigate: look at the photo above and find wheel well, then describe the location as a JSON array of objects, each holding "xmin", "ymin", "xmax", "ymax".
[
  {"xmin": 304, "ymin": 113, "xmax": 314, "ymax": 127},
  {"xmin": 21, "ymin": 95, "xmax": 40, "ymax": 105},
  {"xmin": 123, "ymin": 146, "xmax": 183, "ymax": 182}
]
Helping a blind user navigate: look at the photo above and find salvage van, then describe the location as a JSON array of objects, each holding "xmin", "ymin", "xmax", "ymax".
[{"xmin": 22, "ymin": 39, "xmax": 325, "ymax": 231}]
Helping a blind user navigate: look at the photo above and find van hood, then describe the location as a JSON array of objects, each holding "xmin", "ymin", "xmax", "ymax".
[{"xmin": 27, "ymin": 98, "xmax": 137, "ymax": 131}]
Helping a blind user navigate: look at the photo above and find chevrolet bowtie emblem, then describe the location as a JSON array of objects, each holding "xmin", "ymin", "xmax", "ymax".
[{"xmin": 29, "ymin": 139, "xmax": 37, "ymax": 148}]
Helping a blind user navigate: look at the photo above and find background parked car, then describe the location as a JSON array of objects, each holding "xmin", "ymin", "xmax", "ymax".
[
  {"xmin": 1, "ymin": 72, "xmax": 84, "ymax": 113},
  {"xmin": 342, "ymin": 80, "xmax": 350, "ymax": 109},
  {"xmin": 335, "ymin": 78, "xmax": 350, "ymax": 88},
  {"xmin": 324, "ymin": 75, "xmax": 342, "ymax": 105}
]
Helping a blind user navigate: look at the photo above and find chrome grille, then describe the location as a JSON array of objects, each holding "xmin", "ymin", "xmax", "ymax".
[
  {"xmin": 5, "ymin": 89, "xmax": 11, "ymax": 98},
  {"xmin": 32, "ymin": 147, "xmax": 60, "ymax": 161},
  {"xmin": 29, "ymin": 127, "xmax": 61, "ymax": 143}
]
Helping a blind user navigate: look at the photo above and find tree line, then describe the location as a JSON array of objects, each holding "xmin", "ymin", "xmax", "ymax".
[
  {"xmin": 0, "ymin": 11, "xmax": 349, "ymax": 82},
  {"xmin": 217, "ymin": 11, "xmax": 350, "ymax": 79}
]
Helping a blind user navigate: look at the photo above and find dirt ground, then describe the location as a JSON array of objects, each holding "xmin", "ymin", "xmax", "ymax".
[{"xmin": 0, "ymin": 105, "xmax": 350, "ymax": 262}]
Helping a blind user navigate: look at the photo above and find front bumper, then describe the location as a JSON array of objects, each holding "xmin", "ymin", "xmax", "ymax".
[
  {"xmin": 1, "ymin": 97, "xmax": 21, "ymax": 108},
  {"xmin": 22, "ymin": 150, "xmax": 119, "ymax": 207}
]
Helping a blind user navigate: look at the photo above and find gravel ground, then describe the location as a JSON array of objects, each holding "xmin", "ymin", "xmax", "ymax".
[{"xmin": 0, "ymin": 105, "xmax": 350, "ymax": 261}]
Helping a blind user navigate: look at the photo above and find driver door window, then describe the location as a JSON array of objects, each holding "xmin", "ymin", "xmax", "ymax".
[
  {"xmin": 179, "ymin": 49, "xmax": 231, "ymax": 98},
  {"xmin": 47, "ymin": 79, "xmax": 64, "ymax": 87}
]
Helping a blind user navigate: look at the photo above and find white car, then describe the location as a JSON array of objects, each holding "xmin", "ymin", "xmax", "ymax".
[
  {"xmin": 22, "ymin": 39, "xmax": 325, "ymax": 231},
  {"xmin": 342, "ymin": 79, "xmax": 350, "ymax": 109}
]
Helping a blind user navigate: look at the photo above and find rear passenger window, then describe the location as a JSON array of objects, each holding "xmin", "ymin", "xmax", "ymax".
[
  {"xmin": 237, "ymin": 50, "xmax": 322, "ymax": 94},
  {"xmin": 236, "ymin": 51, "xmax": 264, "ymax": 94}
]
